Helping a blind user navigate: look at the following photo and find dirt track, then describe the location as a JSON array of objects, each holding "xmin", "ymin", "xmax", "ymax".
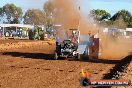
[{"xmin": 0, "ymin": 39, "xmax": 131, "ymax": 88}]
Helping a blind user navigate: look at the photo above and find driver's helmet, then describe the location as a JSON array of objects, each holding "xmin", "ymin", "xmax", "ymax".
[{"xmin": 72, "ymin": 31, "xmax": 76, "ymax": 35}]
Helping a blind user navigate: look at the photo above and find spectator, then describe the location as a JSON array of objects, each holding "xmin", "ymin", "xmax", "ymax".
[{"xmin": 56, "ymin": 36, "xmax": 60, "ymax": 45}]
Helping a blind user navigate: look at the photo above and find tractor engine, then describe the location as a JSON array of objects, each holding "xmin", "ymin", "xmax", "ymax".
[
  {"xmin": 60, "ymin": 40, "xmax": 78, "ymax": 57},
  {"xmin": 54, "ymin": 28, "xmax": 80, "ymax": 60}
]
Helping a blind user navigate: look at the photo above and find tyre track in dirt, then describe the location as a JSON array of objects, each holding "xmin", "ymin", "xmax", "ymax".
[
  {"xmin": 0, "ymin": 58, "xmax": 115, "ymax": 88},
  {"xmin": 0, "ymin": 59, "xmax": 46, "ymax": 78},
  {"xmin": 103, "ymin": 55, "xmax": 132, "ymax": 80},
  {"xmin": 0, "ymin": 40, "xmax": 118, "ymax": 88},
  {"xmin": 93, "ymin": 55, "xmax": 132, "ymax": 88}
]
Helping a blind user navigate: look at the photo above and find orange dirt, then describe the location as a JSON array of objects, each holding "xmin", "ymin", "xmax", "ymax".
[{"xmin": 0, "ymin": 39, "xmax": 120, "ymax": 88}]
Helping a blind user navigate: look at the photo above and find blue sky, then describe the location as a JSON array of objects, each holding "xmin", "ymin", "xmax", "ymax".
[{"xmin": 0, "ymin": 0, "xmax": 132, "ymax": 16}]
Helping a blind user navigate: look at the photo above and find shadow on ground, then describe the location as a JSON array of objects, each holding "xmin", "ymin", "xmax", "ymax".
[
  {"xmin": 80, "ymin": 58, "xmax": 121, "ymax": 64},
  {"xmin": 1, "ymin": 52, "xmax": 122, "ymax": 65},
  {"xmin": 88, "ymin": 59, "xmax": 120, "ymax": 64},
  {"xmin": 1, "ymin": 52, "xmax": 54, "ymax": 60}
]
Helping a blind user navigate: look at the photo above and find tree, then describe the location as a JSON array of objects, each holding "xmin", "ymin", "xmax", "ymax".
[
  {"xmin": 110, "ymin": 10, "xmax": 131, "ymax": 22},
  {"xmin": 127, "ymin": 16, "xmax": 132, "ymax": 27},
  {"xmin": 0, "ymin": 8, "xmax": 3, "ymax": 22},
  {"xmin": 2, "ymin": 3, "xmax": 22, "ymax": 24},
  {"xmin": 90, "ymin": 9, "xmax": 111, "ymax": 22},
  {"xmin": 110, "ymin": 10, "xmax": 132, "ymax": 28},
  {"xmin": 0, "ymin": 8, "xmax": 2, "ymax": 15},
  {"xmin": 23, "ymin": 10, "xmax": 32, "ymax": 24},
  {"xmin": 23, "ymin": 0, "xmax": 55, "ymax": 26},
  {"xmin": 23, "ymin": 9, "xmax": 45, "ymax": 25},
  {"xmin": 114, "ymin": 15, "xmax": 127, "ymax": 29},
  {"xmin": 43, "ymin": 1, "xmax": 55, "ymax": 28},
  {"xmin": 43, "ymin": 1, "xmax": 55, "ymax": 16}
]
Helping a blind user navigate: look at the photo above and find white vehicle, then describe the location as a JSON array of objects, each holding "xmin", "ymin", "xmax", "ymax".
[{"xmin": 124, "ymin": 28, "xmax": 132, "ymax": 39}]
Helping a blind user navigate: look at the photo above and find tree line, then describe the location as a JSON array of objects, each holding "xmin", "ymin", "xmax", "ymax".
[
  {"xmin": 0, "ymin": 2, "xmax": 132, "ymax": 29},
  {"xmin": 0, "ymin": 2, "xmax": 54, "ymax": 29},
  {"xmin": 90, "ymin": 9, "xmax": 132, "ymax": 28}
]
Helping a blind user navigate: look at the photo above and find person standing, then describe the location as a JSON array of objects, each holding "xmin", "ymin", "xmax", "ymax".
[{"xmin": 56, "ymin": 36, "xmax": 60, "ymax": 45}]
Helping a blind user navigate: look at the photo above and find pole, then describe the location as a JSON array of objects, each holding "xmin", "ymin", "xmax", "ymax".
[
  {"xmin": 3, "ymin": 27, "xmax": 5, "ymax": 38},
  {"xmin": 78, "ymin": 6, "xmax": 81, "ymax": 30},
  {"xmin": 78, "ymin": 6, "xmax": 81, "ymax": 43}
]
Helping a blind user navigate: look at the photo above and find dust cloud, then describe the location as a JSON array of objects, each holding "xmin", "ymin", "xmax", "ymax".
[
  {"xmin": 51, "ymin": 0, "xmax": 80, "ymax": 29},
  {"xmin": 49, "ymin": 0, "xmax": 132, "ymax": 59},
  {"xmin": 99, "ymin": 33, "xmax": 132, "ymax": 60},
  {"xmin": 50, "ymin": 0, "xmax": 98, "ymax": 35}
]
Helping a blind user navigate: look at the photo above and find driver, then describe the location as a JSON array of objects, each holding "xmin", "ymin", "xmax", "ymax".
[
  {"xmin": 70, "ymin": 31, "xmax": 78, "ymax": 44},
  {"xmin": 69, "ymin": 31, "xmax": 78, "ymax": 50}
]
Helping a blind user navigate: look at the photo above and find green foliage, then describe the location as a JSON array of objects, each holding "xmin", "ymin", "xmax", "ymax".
[
  {"xmin": 110, "ymin": 10, "xmax": 131, "ymax": 22},
  {"xmin": 10, "ymin": 18, "xmax": 20, "ymax": 24},
  {"xmin": 43, "ymin": 1, "xmax": 55, "ymax": 28},
  {"xmin": 91, "ymin": 9, "xmax": 132, "ymax": 28},
  {"xmin": 2, "ymin": 3, "xmax": 22, "ymax": 23},
  {"xmin": 43, "ymin": 1, "xmax": 54, "ymax": 15},
  {"xmin": 114, "ymin": 15, "xmax": 127, "ymax": 29},
  {"xmin": 0, "ymin": 2, "xmax": 132, "ymax": 29},
  {"xmin": 127, "ymin": 16, "xmax": 132, "ymax": 27},
  {"xmin": 23, "ymin": 0, "xmax": 55, "ymax": 27},
  {"xmin": 23, "ymin": 10, "xmax": 33, "ymax": 24},
  {"xmin": 0, "ymin": 8, "xmax": 3, "ymax": 21},
  {"xmin": 23, "ymin": 9, "xmax": 45, "ymax": 25},
  {"xmin": 90, "ymin": 9, "xmax": 111, "ymax": 21},
  {"xmin": 110, "ymin": 10, "xmax": 131, "ymax": 28},
  {"xmin": 29, "ymin": 26, "xmax": 44, "ymax": 40},
  {"xmin": 0, "ymin": 8, "xmax": 3, "ymax": 15}
]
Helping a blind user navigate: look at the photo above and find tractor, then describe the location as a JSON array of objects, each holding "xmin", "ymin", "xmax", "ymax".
[
  {"xmin": 54, "ymin": 29, "xmax": 100, "ymax": 60},
  {"xmin": 28, "ymin": 26, "xmax": 44, "ymax": 40},
  {"xmin": 54, "ymin": 29, "xmax": 80, "ymax": 60}
]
